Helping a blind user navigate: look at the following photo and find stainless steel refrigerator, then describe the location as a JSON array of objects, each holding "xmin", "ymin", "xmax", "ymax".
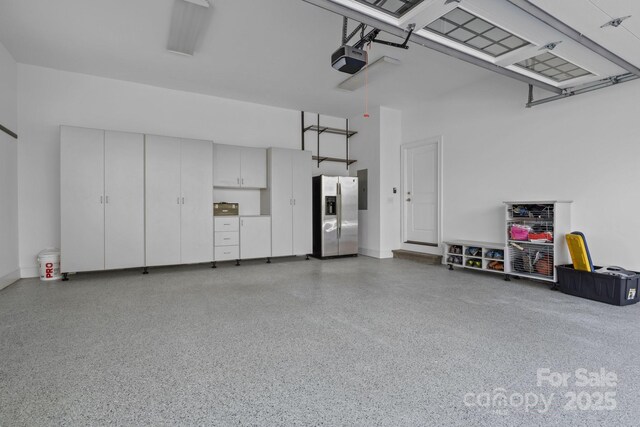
[{"xmin": 312, "ymin": 175, "xmax": 358, "ymax": 258}]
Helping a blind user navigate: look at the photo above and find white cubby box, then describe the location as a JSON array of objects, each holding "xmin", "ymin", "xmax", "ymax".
[{"xmin": 443, "ymin": 241, "xmax": 506, "ymax": 276}]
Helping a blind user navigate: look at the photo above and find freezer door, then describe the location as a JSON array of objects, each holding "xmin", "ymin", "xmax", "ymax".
[
  {"xmin": 321, "ymin": 176, "xmax": 339, "ymax": 257},
  {"xmin": 338, "ymin": 176, "xmax": 358, "ymax": 256}
]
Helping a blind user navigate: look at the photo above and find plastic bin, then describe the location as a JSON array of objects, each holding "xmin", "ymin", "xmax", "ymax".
[
  {"xmin": 557, "ymin": 265, "xmax": 640, "ymax": 306},
  {"xmin": 37, "ymin": 249, "xmax": 61, "ymax": 281}
]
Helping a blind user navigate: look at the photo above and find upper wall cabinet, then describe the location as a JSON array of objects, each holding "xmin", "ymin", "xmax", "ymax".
[{"xmin": 213, "ymin": 144, "xmax": 266, "ymax": 189}]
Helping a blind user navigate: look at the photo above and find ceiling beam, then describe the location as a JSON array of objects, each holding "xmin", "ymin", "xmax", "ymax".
[
  {"xmin": 302, "ymin": 0, "xmax": 563, "ymax": 94},
  {"xmin": 526, "ymin": 73, "xmax": 638, "ymax": 107},
  {"xmin": 507, "ymin": 0, "xmax": 640, "ymax": 78}
]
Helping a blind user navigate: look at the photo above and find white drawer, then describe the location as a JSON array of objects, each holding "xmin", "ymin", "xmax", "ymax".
[
  {"xmin": 215, "ymin": 231, "xmax": 239, "ymax": 246},
  {"xmin": 215, "ymin": 216, "xmax": 239, "ymax": 232},
  {"xmin": 215, "ymin": 245, "xmax": 239, "ymax": 261}
]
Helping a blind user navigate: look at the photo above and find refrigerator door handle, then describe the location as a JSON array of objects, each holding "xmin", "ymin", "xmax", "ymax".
[{"xmin": 337, "ymin": 182, "xmax": 342, "ymax": 239}]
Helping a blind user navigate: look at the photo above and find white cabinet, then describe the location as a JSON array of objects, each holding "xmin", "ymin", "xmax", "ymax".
[
  {"xmin": 214, "ymin": 216, "xmax": 239, "ymax": 262},
  {"xmin": 61, "ymin": 127, "xmax": 144, "ymax": 273},
  {"xmin": 240, "ymin": 147, "xmax": 267, "ymax": 188},
  {"xmin": 145, "ymin": 135, "xmax": 213, "ymax": 267},
  {"xmin": 240, "ymin": 217, "xmax": 271, "ymax": 260},
  {"xmin": 180, "ymin": 139, "xmax": 214, "ymax": 264},
  {"xmin": 104, "ymin": 131, "xmax": 145, "ymax": 270},
  {"xmin": 213, "ymin": 144, "xmax": 241, "ymax": 187},
  {"xmin": 213, "ymin": 144, "xmax": 266, "ymax": 188},
  {"xmin": 264, "ymin": 148, "xmax": 312, "ymax": 257}
]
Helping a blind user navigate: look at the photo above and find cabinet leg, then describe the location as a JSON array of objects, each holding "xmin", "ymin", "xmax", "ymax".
[
  {"xmin": 266, "ymin": 258, "xmax": 271, "ymax": 264},
  {"xmin": 62, "ymin": 273, "xmax": 69, "ymax": 282},
  {"xmin": 448, "ymin": 264, "xmax": 454, "ymax": 271},
  {"xmin": 236, "ymin": 260, "xmax": 240, "ymax": 266},
  {"xmin": 504, "ymin": 274, "xmax": 511, "ymax": 282},
  {"xmin": 142, "ymin": 267, "xmax": 149, "ymax": 275},
  {"xmin": 306, "ymin": 255, "xmax": 310, "ymax": 260},
  {"xmin": 212, "ymin": 262, "xmax": 217, "ymax": 269}
]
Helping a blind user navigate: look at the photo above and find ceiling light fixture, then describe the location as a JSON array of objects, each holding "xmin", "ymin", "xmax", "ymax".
[
  {"xmin": 337, "ymin": 56, "xmax": 401, "ymax": 91},
  {"xmin": 167, "ymin": 0, "xmax": 212, "ymax": 56}
]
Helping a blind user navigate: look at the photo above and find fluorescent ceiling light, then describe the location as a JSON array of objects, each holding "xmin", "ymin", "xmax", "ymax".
[
  {"xmin": 167, "ymin": 0, "xmax": 212, "ymax": 56},
  {"xmin": 337, "ymin": 56, "xmax": 400, "ymax": 91}
]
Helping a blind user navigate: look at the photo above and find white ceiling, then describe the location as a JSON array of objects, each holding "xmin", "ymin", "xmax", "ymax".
[{"xmin": 0, "ymin": 0, "xmax": 492, "ymax": 117}]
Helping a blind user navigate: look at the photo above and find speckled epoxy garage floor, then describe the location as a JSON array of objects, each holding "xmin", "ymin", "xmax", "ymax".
[{"xmin": 1, "ymin": 257, "xmax": 639, "ymax": 426}]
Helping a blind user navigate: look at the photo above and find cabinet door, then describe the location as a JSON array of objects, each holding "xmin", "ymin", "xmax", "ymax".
[
  {"xmin": 269, "ymin": 149, "xmax": 293, "ymax": 257},
  {"xmin": 180, "ymin": 139, "xmax": 213, "ymax": 264},
  {"xmin": 104, "ymin": 131, "xmax": 145, "ymax": 270},
  {"xmin": 213, "ymin": 144, "xmax": 241, "ymax": 187},
  {"xmin": 145, "ymin": 135, "xmax": 181, "ymax": 266},
  {"xmin": 60, "ymin": 126, "xmax": 105, "ymax": 272},
  {"xmin": 240, "ymin": 217, "xmax": 271, "ymax": 259},
  {"xmin": 292, "ymin": 150, "xmax": 312, "ymax": 255},
  {"xmin": 240, "ymin": 147, "xmax": 267, "ymax": 188}
]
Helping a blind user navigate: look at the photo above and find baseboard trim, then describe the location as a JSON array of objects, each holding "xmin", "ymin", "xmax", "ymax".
[
  {"xmin": 0, "ymin": 269, "xmax": 21, "ymax": 291},
  {"xmin": 358, "ymin": 248, "xmax": 394, "ymax": 259},
  {"xmin": 20, "ymin": 266, "xmax": 39, "ymax": 279}
]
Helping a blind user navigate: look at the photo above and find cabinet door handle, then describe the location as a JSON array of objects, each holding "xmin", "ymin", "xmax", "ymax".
[
  {"xmin": 177, "ymin": 197, "xmax": 180, "ymax": 204},
  {"xmin": 106, "ymin": 196, "xmax": 109, "ymax": 204},
  {"xmin": 182, "ymin": 197, "xmax": 185, "ymax": 204},
  {"xmin": 241, "ymin": 178, "xmax": 244, "ymax": 185},
  {"xmin": 100, "ymin": 195, "xmax": 103, "ymax": 204},
  {"xmin": 293, "ymin": 199, "xmax": 296, "ymax": 206},
  {"xmin": 237, "ymin": 177, "xmax": 240, "ymax": 184}
]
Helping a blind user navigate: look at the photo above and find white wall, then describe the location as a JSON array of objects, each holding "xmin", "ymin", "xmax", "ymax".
[
  {"xmin": 0, "ymin": 41, "xmax": 19, "ymax": 289},
  {"xmin": 17, "ymin": 64, "xmax": 344, "ymax": 276},
  {"xmin": 349, "ymin": 107, "xmax": 381, "ymax": 257},
  {"xmin": 379, "ymin": 107, "xmax": 402, "ymax": 257},
  {"xmin": 403, "ymin": 75, "xmax": 640, "ymax": 270},
  {"xmin": 348, "ymin": 106, "xmax": 402, "ymax": 258}
]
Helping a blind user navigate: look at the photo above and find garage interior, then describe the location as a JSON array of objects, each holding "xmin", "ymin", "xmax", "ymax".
[{"xmin": 1, "ymin": 0, "xmax": 639, "ymax": 425}]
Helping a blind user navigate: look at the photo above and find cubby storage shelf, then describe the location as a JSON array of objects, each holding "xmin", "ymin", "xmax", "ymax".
[{"xmin": 444, "ymin": 240, "xmax": 506, "ymax": 275}]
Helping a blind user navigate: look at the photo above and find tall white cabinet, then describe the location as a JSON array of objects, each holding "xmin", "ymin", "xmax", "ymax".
[
  {"xmin": 262, "ymin": 148, "xmax": 312, "ymax": 257},
  {"xmin": 145, "ymin": 135, "xmax": 213, "ymax": 266},
  {"xmin": 61, "ymin": 126, "xmax": 144, "ymax": 273}
]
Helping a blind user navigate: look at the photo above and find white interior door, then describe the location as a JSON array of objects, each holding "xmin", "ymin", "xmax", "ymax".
[
  {"xmin": 291, "ymin": 150, "xmax": 312, "ymax": 255},
  {"xmin": 60, "ymin": 126, "xmax": 105, "ymax": 272},
  {"xmin": 213, "ymin": 144, "xmax": 241, "ymax": 187},
  {"xmin": 145, "ymin": 135, "xmax": 182, "ymax": 266},
  {"xmin": 104, "ymin": 131, "xmax": 144, "ymax": 270},
  {"xmin": 180, "ymin": 139, "xmax": 213, "ymax": 264},
  {"xmin": 403, "ymin": 139, "xmax": 440, "ymax": 246},
  {"xmin": 269, "ymin": 149, "xmax": 293, "ymax": 257},
  {"xmin": 240, "ymin": 147, "xmax": 266, "ymax": 188}
]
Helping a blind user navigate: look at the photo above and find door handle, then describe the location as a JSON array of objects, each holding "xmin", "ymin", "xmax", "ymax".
[
  {"xmin": 337, "ymin": 183, "xmax": 342, "ymax": 238},
  {"xmin": 406, "ymin": 198, "xmax": 411, "ymax": 202}
]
